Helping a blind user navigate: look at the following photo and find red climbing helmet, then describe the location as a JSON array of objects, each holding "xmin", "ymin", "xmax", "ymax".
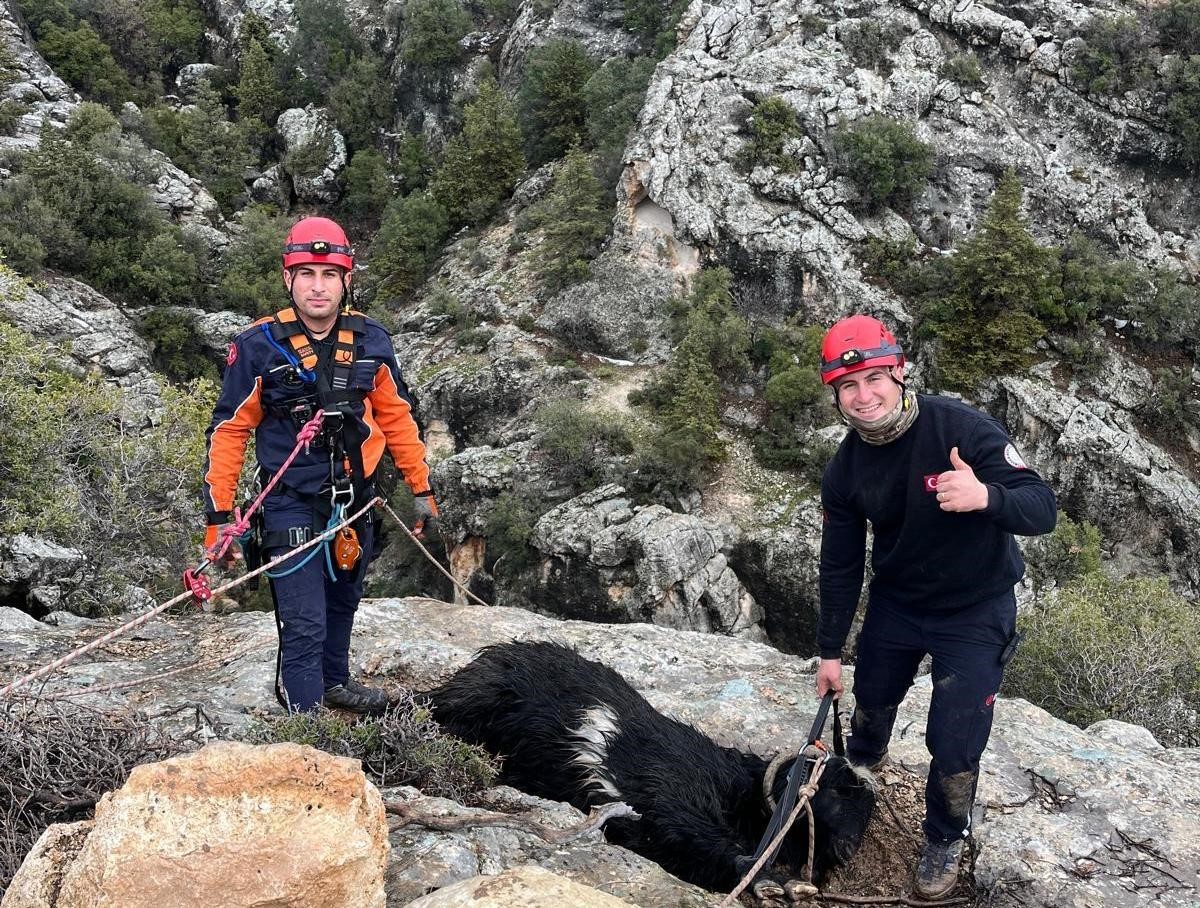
[
  {"xmin": 820, "ymin": 315, "xmax": 905, "ymax": 385},
  {"xmin": 282, "ymin": 216, "xmax": 354, "ymax": 272}
]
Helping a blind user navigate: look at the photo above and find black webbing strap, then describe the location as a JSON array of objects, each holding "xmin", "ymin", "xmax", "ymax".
[{"xmin": 750, "ymin": 692, "xmax": 844, "ymax": 867}]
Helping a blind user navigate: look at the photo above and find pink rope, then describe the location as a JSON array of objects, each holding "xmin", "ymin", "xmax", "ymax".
[{"xmin": 207, "ymin": 410, "xmax": 325, "ymax": 564}]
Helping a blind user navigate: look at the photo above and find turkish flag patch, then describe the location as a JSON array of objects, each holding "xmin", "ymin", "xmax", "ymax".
[
  {"xmin": 226, "ymin": 342, "xmax": 238, "ymax": 366},
  {"xmin": 923, "ymin": 474, "xmax": 939, "ymax": 493}
]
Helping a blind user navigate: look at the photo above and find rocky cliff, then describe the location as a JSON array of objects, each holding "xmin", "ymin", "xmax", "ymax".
[{"xmin": 3, "ymin": 600, "xmax": 1198, "ymax": 907}]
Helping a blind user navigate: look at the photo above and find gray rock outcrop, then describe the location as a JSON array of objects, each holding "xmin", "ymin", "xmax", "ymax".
[
  {"xmin": 530, "ymin": 483, "xmax": 765, "ymax": 637},
  {"xmin": 2, "ymin": 600, "xmax": 1197, "ymax": 907},
  {"xmin": 277, "ymin": 105, "xmax": 347, "ymax": 204},
  {"xmin": 0, "ymin": 270, "xmax": 163, "ymax": 418}
]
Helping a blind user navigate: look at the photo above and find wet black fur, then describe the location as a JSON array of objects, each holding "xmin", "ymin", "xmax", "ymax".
[{"xmin": 427, "ymin": 640, "xmax": 875, "ymax": 891}]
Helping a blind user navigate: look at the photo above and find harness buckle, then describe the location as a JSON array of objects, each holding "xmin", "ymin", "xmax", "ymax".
[{"xmin": 287, "ymin": 526, "xmax": 312, "ymax": 547}]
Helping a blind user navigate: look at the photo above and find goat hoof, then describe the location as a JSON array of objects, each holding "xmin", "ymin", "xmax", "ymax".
[
  {"xmin": 784, "ymin": 879, "xmax": 819, "ymax": 902},
  {"xmin": 752, "ymin": 876, "xmax": 786, "ymax": 902}
]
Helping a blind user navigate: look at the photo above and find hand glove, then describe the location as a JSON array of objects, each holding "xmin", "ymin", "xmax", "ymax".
[
  {"xmin": 413, "ymin": 491, "xmax": 439, "ymax": 537},
  {"xmin": 203, "ymin": 523, "xmax": 242, "ymax": 565}
]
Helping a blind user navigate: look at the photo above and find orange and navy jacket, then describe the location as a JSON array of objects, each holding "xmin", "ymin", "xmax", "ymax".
[{"xmin": 202, "ymin": 310, "xmax": 430, "ymax": 529}]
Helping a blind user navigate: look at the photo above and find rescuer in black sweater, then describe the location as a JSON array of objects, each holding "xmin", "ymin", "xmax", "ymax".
[{"xmin": 813, "ymin": 315, "xmax": 1056, "ymax": 900}]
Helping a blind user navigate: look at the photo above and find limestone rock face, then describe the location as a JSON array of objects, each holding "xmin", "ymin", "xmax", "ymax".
[
  {"xmin": 405, "ymin": 864, "xmax": 633, "ymax": 907},
  {"xmin": 276, "ymin": 106, "xmax": 347, "ymax": 204},
  {"xmin": 0, "ymin": 536, "xmax": 87, "ymax": 616},
  {"xmin": 0, "ymin": 270, "xmax": 163, "ymax": 419},
  {"xmin": 38, "ymin": 741, "xmax": 388, "ymax": 908},
  {"xmin": 985, "ymin": 375, "xmax": 1200, "ymax": 591},
  {"xmin": 531, "ymin": 484, "xmax": 765, "ymax": 638}
]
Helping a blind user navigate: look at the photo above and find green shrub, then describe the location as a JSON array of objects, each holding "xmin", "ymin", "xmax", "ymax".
[
  {"xmin": 1072, "ymin": 15, "xmax": 1157, "ymax": 96},
  {"xmin": 841, "ymin": 20, "xmax": 906, "ymax": 74},
  {"xmin": 526, "ymin": 145, "xmax": 610, "ymax": 291},
  {"xmin": 919, "ymin": 171, "xmax": 1054, "ymax": 390},
  {"xmin": 140, "ymin": 306, "xmax": 218, "ymax": 382},
  {"xmin": 143, "ymin": 87, "xmax": 258, "ymax": 214},
  {"xmin": 737, "ymin": 96, "xmax": 803, "ymax": 173},
  {"xmin": 1007, "ymin": 573, "xmax": 1200, "ymax": 746},
  {"xmin": 242, "ymin": 693, "xmax": 499, "ymax": 800},
  {"xmin": 485, "ymin": 490, "xmax": 541, "ymax": 573},
  {"xmin": 518, "ymin": 40, "xmax": 597, "ymax": 166},
  {"xmin": 0, "ymin": 118, "xmax": 203, "ymax": 303},
  {"xmin": 632, "ymin": 269, "xmax": 750, "ymax": 484},
  {"xmin": 535, "ymin": 399, "xmax": 634, "ymax": 489},
  {"xmin": 1140, "ymin": 367, "xmax": 1197, "ymax": 434},
  {"xmin": 1024, "ymin": 513, "xmax": 1103, "ymax": 591},
  {"xmin": 284, "ymin": 125, "xmax": 334, "ymax": 179},
  {"xmin": 752, "ymin": 325, "xmax": 836, "ymax": 476},
  {"xmin": 0, "ymin": 98, "xmax": 30, "ymax": 135},
  {"xmin": 235, "ymin": 34, "xmax": 284, "ymax": 124},
  {"xmin": 1054, "ymin": 232, "xmax": 1143, "ymax": 329},
  {"xmin": 30, "ymin": 19, "xmax": 131, "ymax": 104},
  {"xmin": 215, "ymin": 205, "xmax": 291, "ymax": 315},
  {"xmin": 1163, "ymin": 54, "xmax": 1200, "ymax": 165},
  {"xmin": 940, "ymin": 52, "xmax": 984, "ymax": 88},
  {"xmin": 287, "ymin": 0, "xmax": 362, "ymax": 96},
  {"xmin": 85, "ymin": 0, "xmax": 205, "ymax": 94},
  {"xmin": 429, "ymin": 77, "xmax": 526, "ymax": 227},
  {"xmin": 832, "ymin": 114, "xmax": 933, "ymax": 210},
  {"xmin": 581, "ymin": 55, "xmax": 656, "ymax": 185},
  {"xmin": 368, "ymin": 191, "xmax": 450, "ymax": 300},
  {"xmin": 328, "ymin": 54, "xmax": 394, "ymax": 151},
  {"xmin": 128, "ymin": 228, "xmax": 206, "ymax": 308},
  {"xmin": 0, "ymin": 318, "xmax": 216, "ymax": 613},
  {"xmin": 393, "ymin": 133, "xmax": 433, "ymax": 193},
  {"xmin": 624, "ymin": 0, "xmax": 690, "ymax": 57},
  {"xmin": 400, "ymin": 0, "xmax": 470, "ymax": 67},
  {"xmin": 340, "ymin": 148, "xmax": 395, "ymax": 222},
  {"xmin": 1155, "ymin": 0, "xmax": 1200, "ymax": 56}
]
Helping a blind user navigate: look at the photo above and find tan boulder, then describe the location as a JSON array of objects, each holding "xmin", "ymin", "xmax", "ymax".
[
  {"xmin": 2, "ymin": 822, "xmax": 93, "ymax": 908},
  {"xmin": 405, "ymin": 865, "xmax": 634, "ymax": 907},
  {"xmin": 11, "ymin": 740, "xmax": 387, "ymax": 908}
]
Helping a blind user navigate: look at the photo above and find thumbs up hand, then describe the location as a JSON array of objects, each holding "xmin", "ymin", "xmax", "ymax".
[{"xmin": 934, "ymin": 446, "xmax": 990, "ymax": 512}]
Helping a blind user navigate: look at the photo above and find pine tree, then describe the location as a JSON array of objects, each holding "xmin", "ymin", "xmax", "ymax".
[
  {"xmin": 922, "ymin": 170, "xmax": 1053, "ymax": 389},
  {"xmin": 236, "ymin": 37, "xmax": 283, "ymax": 125},
  {"xmin": 400, "ymin": 0, "xmax": 470, "ymax": 66},
  {"xmin": 518, "ymin": 40, "xmax": 597, "ymax": 165},
  {"xmin": 368, "ymin": 191, "xmax": 450, "ymax": 299},
  {"xmin": 534, "ymin": 146, "xmax": 610, "ymax": 291},
  {"xmin": 429, "ymin": 78, "xmax": 525, "ymax": 227}
]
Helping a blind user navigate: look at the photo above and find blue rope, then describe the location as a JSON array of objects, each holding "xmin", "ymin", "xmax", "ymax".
[
  {"xmin": 265, "ymin": 506, "xmax": 345, "ymax": 579},
  {"xmin": 259, "ymin": 323, "xmax": 317, "ymax": 384}
]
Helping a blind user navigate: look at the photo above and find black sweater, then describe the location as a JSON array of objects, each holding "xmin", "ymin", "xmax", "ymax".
[{"xmin": 817, "ymin": 394, "xmax": 1057, "ymax": 659}]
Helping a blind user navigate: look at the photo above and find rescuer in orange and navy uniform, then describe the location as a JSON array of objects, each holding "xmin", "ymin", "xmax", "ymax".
[{"xmin": 202, "ymin": 216, "xmax": 437, "ymax": 714}]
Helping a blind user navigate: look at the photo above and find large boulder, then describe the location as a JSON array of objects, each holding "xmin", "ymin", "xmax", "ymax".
[
  {"xmin": 530, "ymin": 483, "xmax": 765, "ymax": 638},
  {"xmin": 0, "ymin": 536, "xmax": 87, "ymax": 616},
  {"xmin": 276, "ymin": 105, "xmax": 347, "ymax": 205},
  {"xmin": 5, "ymin": 741, "xmax": 388, "ymax": 908}
]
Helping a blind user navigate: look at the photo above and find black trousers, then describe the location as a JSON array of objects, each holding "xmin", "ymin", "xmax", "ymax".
[
  {"xmin": 847, "ymin": 589, "xmax": 1016, "ymax": 843},
  {"xmin": 263, "ymin": 495, "xmax": 374, "ymax": 712}
]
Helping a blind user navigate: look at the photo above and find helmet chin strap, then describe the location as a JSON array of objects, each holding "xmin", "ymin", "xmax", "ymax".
[{"xmin": 838, "ymin": 379, "xmax": 919, "ymax": 446}]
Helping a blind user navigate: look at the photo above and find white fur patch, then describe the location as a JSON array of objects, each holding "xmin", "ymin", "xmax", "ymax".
[
  {"xmin": 570, "ymin": 705, "xmax": 624, "ymax": 801},
  {"xmin": 847, "ymin": 761, "xmax": 878, "ymax": 792}
]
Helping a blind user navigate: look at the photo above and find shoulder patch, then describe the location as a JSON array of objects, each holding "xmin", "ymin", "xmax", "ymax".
[
  {"xmin": 1003, "ymin": 443, "xmax": 1027, "ymax": 470},
  {"xmin": 226, "ymin": 342, "xmax": 239, "ymax": 366}
]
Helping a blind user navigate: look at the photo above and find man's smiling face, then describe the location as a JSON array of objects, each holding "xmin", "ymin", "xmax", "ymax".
[{"xmin": 833, "ymin": 365, "xmax": 904, "ymax": 422}]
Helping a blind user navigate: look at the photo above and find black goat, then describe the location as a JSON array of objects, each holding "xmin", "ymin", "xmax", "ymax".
[{"xmin": 427, "ymin": 640, "xmax": 875, "ymax": 892}]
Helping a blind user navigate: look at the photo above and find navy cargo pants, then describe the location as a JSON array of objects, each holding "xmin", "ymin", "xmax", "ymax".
[
  {"xmin": 847, "ymin": 589, "xmax": 1017, "ymax": 844},
  {"xmin": 263, "ymin": 495, "xmax": 374, "ymax": 712}
]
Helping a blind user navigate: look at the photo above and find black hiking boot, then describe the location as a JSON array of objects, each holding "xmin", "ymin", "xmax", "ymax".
[
  {"xmin": 323, "ymin": 678, "xmax": 392, "ymax": 715},
  {"xmin": 914, "ymin": 837, "xmax": 964, "ymax": 900}
]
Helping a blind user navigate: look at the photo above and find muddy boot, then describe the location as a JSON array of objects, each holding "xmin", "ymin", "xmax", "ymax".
[
  {"xmin": 913, "ymin": 837, "xmax": 964, "ymax": 900},
  {"xmin": 323, "ymin": 679, "xmax": 391, "ymax": 714}
]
